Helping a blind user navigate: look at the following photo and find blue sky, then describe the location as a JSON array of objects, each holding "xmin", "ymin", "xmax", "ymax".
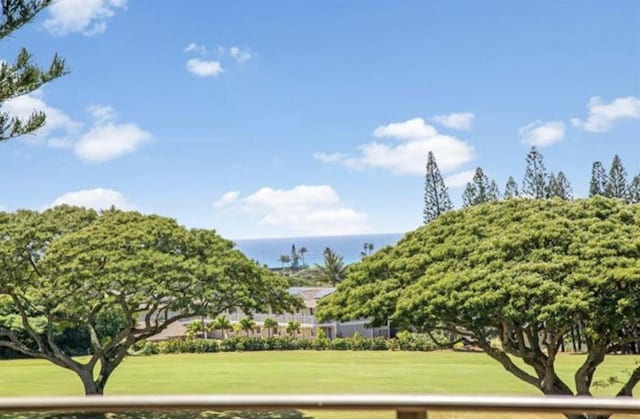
[{"xmin": 0, "ymin": 0, "xmax": 638, "ymax": 239}]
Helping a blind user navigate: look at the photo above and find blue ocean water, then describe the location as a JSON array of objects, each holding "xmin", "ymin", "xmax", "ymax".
[{"xmin": 234, "ymin": 233, "xmax": 404, "ymax": 268}]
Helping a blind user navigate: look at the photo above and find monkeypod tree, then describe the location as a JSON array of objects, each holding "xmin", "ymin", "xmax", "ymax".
[
  {"xmin": 0, "ymin": 206, "xmax": 299, "ymax": 395},
  {"xmin": 318, "ymin": 198, "xmax": 640, "ymax": 419}
]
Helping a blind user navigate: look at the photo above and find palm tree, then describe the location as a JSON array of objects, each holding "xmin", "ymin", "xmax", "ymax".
[
  {"xmin": 278, "ymin": 254, "xmax": 291, "ymax": 269},
  {"xmin": 186, "ymin": 320, "xmax": 207, "ymax": 338},
  {"xmin": 286, "ymin": 321, "xmax": 301, "ymax": 337},
  {"xmin": 263, "ymin": 318, "xmax": 279, "ymax": 337},
  {"xmin": 299, "ymin": 246, "xmax": 308, "ymax": 267},
  {"xmin": 361, "ymin": 242, "xmax": 374, "ymax": 257},
  {"xmin": 212, "ymin": 315, "xmax": 232, "ymax": 339},
  {"xmin": 239, "ymin": 317, "xmax": 256, "ymax": 337},
  {"xmin": 315, "ymin": 247, "xmax": 348, "ymax": 286},
  {"xmin": 291, "ymin": 244, "xmax": 301, "ymax": 271}
]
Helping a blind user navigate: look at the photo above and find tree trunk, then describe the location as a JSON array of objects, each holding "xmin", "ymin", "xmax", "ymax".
[
  {"xmin": 75, "ymin": 371, "xmax": 108, "ymax": 418},
  {"xmin": 576, "ymin": 326, "xmax": 583, "ymax": 352}
]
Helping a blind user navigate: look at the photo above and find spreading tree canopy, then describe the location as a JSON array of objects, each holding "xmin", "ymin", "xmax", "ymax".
[
  {"xmin": 318, "ymin": 198, "xmax": 640, "ymax": 418},
  {"xmin": 0, "ymin": 206, "xmax": 299, "ymax": 395},
  {"xmin": 1, "ymin": 0, "xmax": 67, "ymax": 142}
]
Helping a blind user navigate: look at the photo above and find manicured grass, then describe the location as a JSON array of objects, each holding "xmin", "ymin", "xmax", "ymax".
[{"xmin": 0, "ymin": 351, "xmax": 638, "ymax": 418}]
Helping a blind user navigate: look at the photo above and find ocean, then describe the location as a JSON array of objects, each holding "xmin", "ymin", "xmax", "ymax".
[{"xmin": 234, "ymin": 233, "xmax": 405, "ymax": 268}]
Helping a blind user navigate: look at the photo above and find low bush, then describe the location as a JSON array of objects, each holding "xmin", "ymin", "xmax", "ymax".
[{"xmin": 132, "ymin": 332, "xmax": 440, "ymax": 355}]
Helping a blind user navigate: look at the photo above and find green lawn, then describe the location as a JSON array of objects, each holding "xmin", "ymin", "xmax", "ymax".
[{"xmin": 0, "ymin": 351, "xmax": 638, "ymax": 418}]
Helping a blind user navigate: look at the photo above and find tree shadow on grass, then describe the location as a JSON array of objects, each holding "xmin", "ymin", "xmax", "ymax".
[{"xmin": 0, "ymin": 411, "xmax": 313, "ymax": 419}]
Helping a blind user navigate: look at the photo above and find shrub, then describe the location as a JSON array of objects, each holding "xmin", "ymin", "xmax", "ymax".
[{"xmin": 132, "ymin": 334, "xmax": 440, "ymax": 356}]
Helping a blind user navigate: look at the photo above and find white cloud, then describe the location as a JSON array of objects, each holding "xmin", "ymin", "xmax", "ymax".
[
  {"xmin": 186, "ymin": 58, "xmax": 223, "ymax": 77},
  {"xmin": 87, "ymin": 104, "xmax": 116, "ymax": 122},
  {"xmin": 4, "ymin": 94, "xmax": 150, "ymax": 161},
  {"xmin": 432, "ymin": 112, "xmax": 475, "ymax": 130},
  {"xmin": 519, "ymin": 120, "xmax": 566, "ymax": 147},
  {"xmin": 213, "ymin": 191, "xmax": 240, "ymax": 208},
  {"xmin": 185, "ymin": 42, "xmax": 207, "ymax": 55},
  {"xmin": 215, "ymin": 185, "xmax": 370, "ymax": 236},
  {"xmin": 444, "ymin": 169, "xmax": 476, "ymax": 188},
  {"xmin": 312, "ymin": 152, "xmax": 347, "ymax": 163},
  {"xmin": 229, "ymin": 47, "xmax": 252, "ymax": 63},
  {"xmin": 43, "ymin": 0, "xmax": 127, "ymax": 36},
  {"xmin": 49, "ymin": 188, "xmax": 134, "ymax": 210},
  {"xmin": 571, "ymin": 96, "xmax": 640, "ymax": 133},
  {"xmin": 327, "ymin": 117, "xmax": 474, "ymax": 176},
  {"xmin": 74, "ymin": 120, "xmax": 151, "ymax": 162},
  {"xmin": 373, "ymin": 117, "xmax": 438, "ymax": 141}
]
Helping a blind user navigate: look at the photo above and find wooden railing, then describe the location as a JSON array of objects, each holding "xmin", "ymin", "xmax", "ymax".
[{"xmin": 1, "ymin": 395, "xmax": 640, "ymax": 418}]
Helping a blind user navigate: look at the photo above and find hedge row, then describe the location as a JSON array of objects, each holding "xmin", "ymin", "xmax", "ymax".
[{"xmin": 131, "ymin": 332, "xmax": 441, "ymax": 355}]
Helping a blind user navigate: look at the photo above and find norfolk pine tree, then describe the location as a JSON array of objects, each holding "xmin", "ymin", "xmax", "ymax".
[
  {"xmin": 589, "ymin": 161, "xmax": 608, "ymax": 197},
  {"xmin": 423, "ymin": 151, "xmax": 452, "ymax": 223},
  {"xmin": 546, "ymin": 172, "xmax": 573, "ymax": 200},
  {"xmin": 629, "ymin": 174, "xmax": 640, "ymax": 204},
  {"xmin": 605, "ymin": 155, "xmax": 629, "ymax": 200},
  {"xmin": 0, "ymin": 0, "xmax": 67, "ymax": 142},
  {"xmin": 554, "ymin": 171, "xmax": 573, "ymax": 200},
  {"xmin": 462, "ymin": 167, "xmax": 499, "ymax": 207},
  {"xmin": 504, "ymin": 176, "xmax": 519, "ymax": 198},
  {"xmin": 522, "ymin": 146, "xmax": 548, "ymax": 198}
]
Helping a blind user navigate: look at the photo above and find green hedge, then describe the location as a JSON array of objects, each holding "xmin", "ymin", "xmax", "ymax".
[{"xmin": 131, "ymin": 332, "xmax": 441, "ymax": 355}]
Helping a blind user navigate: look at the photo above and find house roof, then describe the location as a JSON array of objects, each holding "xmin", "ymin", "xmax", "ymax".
[
  {"xmin": 147, "ymin": 321, "xmax": 187, "ymax": 341},
  {"xmin": 288, "ymin": 287, "xmax": 335, "ymax": 309}
]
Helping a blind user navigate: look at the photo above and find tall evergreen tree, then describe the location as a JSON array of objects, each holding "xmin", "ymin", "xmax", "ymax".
[
  {"xmin": 629, "ymin": 174, "xmax": 640, "ymax": 204},
  {"xmin": 488, "ymin": 180, "xmax": 500, "ymax": 201},
  {"xmin": 546, "ymin": 172, "xmax": 558, "ymax": 199},
  {"xmin": 423, "ymin": 151, "xmax": 452, "ymax": 223},
  {"xmin": 503, "ymin": 176, "xmax": 519, "ymax": 199},
  {"xmin": 547, "ymin": 171, "xmax": 573, "ymax": 200},
  {"xmin": 605, "ymin": 155, "xmax": 629, "ymax": 200},
  {"xmin": 522, "ymin": 147, "xmax": 548, "ymax": 199},
  {"xmin": 462, "ymin": 167, "xmax": 499, "ymax": 207},
  {"xmin": 589, "ymin": 161, "xmax": 608, "ymax": 197},
  {"xmin": 0, "ymin": 1, "xmax": 67, "ymax": 143}
]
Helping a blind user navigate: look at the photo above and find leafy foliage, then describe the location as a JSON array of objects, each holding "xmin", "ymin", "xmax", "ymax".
[
  {"xmin": 318, "ymin": 198, "xmax": 640, "ymax": 408},
  {"xmin": 133, "ymin": 334, "xmax": 439, "ymax": 355},
  {"xmin": 0, "ymin": 207, "xmax": 298, "ymax": 394}
]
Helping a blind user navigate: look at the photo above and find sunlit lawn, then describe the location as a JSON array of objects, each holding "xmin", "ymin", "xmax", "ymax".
[{"xmin": 0, "ymin": 351, "xmax": 638, "ymax": 418}]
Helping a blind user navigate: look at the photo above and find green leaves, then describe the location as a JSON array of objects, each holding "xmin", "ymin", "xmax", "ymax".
[
  {"xmin": 0, "ymin": 207, "xmax": 297, "ymax": 394},
  {"xmin": 318, "ymin": 198, "xmax": 640, "ymax": 395}
]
